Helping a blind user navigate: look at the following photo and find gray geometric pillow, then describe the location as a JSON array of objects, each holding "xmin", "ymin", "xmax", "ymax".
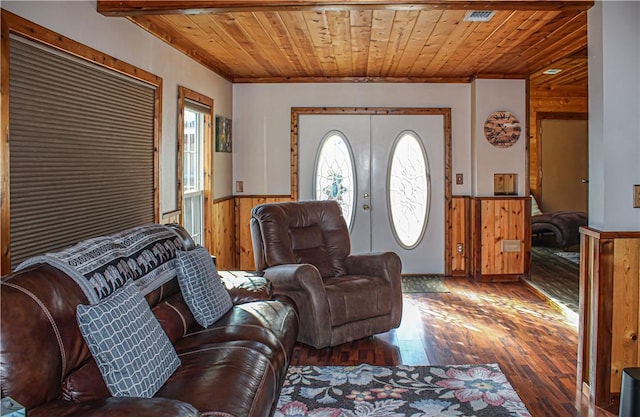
[
  {"xmin": 76, "ymin": 280, "xmax": 180, "ymax": 398},
  {"xmin": 175, "ymin": 246, "xmax": 233, "ymax": 327}
]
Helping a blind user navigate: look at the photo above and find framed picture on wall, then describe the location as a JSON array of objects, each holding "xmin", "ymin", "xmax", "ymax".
[{"xmin": 215, "ymin": 115, "xmax": 232, "ymax": 153}]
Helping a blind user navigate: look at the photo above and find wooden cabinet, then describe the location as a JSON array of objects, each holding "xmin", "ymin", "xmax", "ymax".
[
  {"xmin": 472, "ymin": 197, "xmax": 530, "ymax": 281},
  {"xmin": 577, "ymin": 228, "xmax": 640, "ymax": 414}
]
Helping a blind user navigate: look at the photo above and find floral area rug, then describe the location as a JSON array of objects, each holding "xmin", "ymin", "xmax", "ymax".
[{"xmin": 276, "ymin": 363, "xmax": 531, "ymax": 417}]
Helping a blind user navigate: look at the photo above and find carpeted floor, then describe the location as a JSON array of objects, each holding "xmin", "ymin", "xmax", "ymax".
[
  {"xmin": 401, "ymin": 274, "xmax": 449, "ymax": 293},
  {"xmin": 276, "ymin": 363, "xmax": 531, "ymax": 416}
]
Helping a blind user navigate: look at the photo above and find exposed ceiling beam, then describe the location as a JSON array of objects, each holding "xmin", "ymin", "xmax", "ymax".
[{"xmin": 97, "ymin": 1, "xmax": 594, "ymax": 16}]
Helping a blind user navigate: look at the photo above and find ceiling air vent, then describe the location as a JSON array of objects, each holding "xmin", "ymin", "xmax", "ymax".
[{"xmin": 463, "ymin": 10, "xmax": 496, "ymax": 22}]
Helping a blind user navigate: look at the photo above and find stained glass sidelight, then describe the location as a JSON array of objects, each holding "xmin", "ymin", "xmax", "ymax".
[
  {"xmin": 313, "ymin": 132, "xmax": 355, "ymax": 228},
  {"xmin": 388, "ymin": 132, "xmax": 430, "ymax": 248}
]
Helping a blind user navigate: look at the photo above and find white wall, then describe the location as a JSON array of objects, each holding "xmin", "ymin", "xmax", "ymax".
[
  {"xmin": 3, "ymin": 1, "xmax": 234, "ymax": 213},
  {"xmin": 233, "ymin": 83, "xmax": 472, "ymax": 196},
  {"xmin": 233, "ymin": 81, "xmax": 527, "ymax": 199},
  {"xmin": 471, "ymin": 79, "xmax": 527, "ymax": 196},
  {"xmin": 588, "ymin": 1, "xmax": 640, "ymax": 231}
]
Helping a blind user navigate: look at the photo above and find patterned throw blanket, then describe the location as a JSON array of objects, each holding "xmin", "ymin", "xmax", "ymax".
[{"xmin": 17, "ymin": 224, "xmax": 189, "ymax": 304}]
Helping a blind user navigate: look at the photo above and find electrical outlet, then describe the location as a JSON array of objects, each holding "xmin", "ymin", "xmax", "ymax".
[
  {"xmin": 634, "ymin": 184, "xmax": 640, "ymax": 208},
  {"xmin": 456, "ymin": 243, "xmax": 464, "ymax": 254},
  {"xmin": 236, "ymin": 181, "xmax": 244, "ymax": 193},
  {"xmin": 456, "ymin": 173, "xmax": 463, "ymax": 185}
]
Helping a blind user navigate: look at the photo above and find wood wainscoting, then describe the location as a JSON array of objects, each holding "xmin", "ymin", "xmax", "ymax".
[
  {"xmin": 578, "ymin": 227, "xmax": 640, "ymax": 414},
  {"xmin": 450, "ymin": 196, "xmax": 472, "ymax": 276},
  {"xmin": 472, "ymin": 196, "xmax": 531, "ymax": 281},
  {"xmin": 211, "ymin": 195, "xmax": 293, "ymax": 271}
]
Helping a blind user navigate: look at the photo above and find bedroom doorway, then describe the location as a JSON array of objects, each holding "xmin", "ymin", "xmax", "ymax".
[{"xmin": 539, "ymin": 118, "xmax": 589, "ymax": 214}]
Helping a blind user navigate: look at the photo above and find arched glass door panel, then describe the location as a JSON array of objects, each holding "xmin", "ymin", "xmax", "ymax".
[
  {"xmin": 313, "ymin": 131, "xmax": 356, "ymax": 228},
  {"xmin": 388, "ymin": 131, "xmax": 431, "ymax": 248}
]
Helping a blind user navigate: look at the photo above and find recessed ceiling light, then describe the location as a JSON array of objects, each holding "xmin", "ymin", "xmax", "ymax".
[
  {"xmin": 463, "ymin": 11, "xmax": 495, "ymax": 22},
  {"xmin": 543, "ymin": 69, "xmax": 563, "ymax": 75}
]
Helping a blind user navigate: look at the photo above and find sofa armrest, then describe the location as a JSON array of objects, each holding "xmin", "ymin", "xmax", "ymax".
[
  {"xmin": 345, "ymin": 252, "xmax": 402, "ymax": 284},
  {"xmin": 220, "ymin": 272, "xmax": 273, "ymax": 304},
  {"xmin": 345, "ymin": 252, "xmax": 403, "ymax": 328},
  {"xmin": 29, "ymin": 397, "xmax": 199, "ymax": 417},
  {"xmin": 263, "ymin": 264, "xmax": 332, "ymax": 347}
]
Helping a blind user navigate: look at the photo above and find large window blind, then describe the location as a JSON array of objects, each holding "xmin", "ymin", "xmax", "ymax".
[{"xmin": 8, "ymin": 35, "xmax": 157, "ymax": 269}]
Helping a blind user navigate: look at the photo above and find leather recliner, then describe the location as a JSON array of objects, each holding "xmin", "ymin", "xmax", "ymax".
[{"xmin": 250, "ymin": 200, "xmax": 402, "ymax": 349}]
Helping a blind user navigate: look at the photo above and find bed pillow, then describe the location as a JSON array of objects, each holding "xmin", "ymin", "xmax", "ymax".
[
  {"xmin": 175, "ymin": 246, "xmax": 233, "ymax": 328},
  {"xmin": 531, "ymin": 194, "xmax": 543, "ymax": 216},
  {"xmin": 76, "ymin": 280, "xmax": 180, "ymax": 398}
]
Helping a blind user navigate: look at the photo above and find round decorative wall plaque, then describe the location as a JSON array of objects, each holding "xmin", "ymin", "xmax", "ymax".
[{"xmin": 484, "ymin": 111, "xmax": 521, "ymax": 148}]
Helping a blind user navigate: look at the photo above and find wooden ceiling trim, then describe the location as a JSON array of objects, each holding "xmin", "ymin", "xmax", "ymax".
[
  {"xmin": 232, "ymin": 75, "xmax": 474, "ymax": 83},
  {"xmin": 97, "ymin": 1, "xmax": 595, "ymax": 16}
]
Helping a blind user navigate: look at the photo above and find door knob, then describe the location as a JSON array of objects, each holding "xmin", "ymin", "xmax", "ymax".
[
  {"xmin": 581, "ymin": 179, "xmax": 589, "ymax": 183},
  {"xmin": 363, "ymin": 204, "xmax": 370, "ymax": 210},
  {"xmin": 363, "ymin": 193, "xmax": 369, "ymax": 199}
]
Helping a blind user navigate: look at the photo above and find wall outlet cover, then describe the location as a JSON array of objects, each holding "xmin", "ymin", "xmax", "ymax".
[{"xmin": 501, "ymin": 240, "xmax": 521, "ymax": 252}]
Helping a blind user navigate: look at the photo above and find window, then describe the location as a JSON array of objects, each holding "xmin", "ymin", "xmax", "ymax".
[
  {"xmin": 2, "ymin": 16, "xmax": 161, "ymax": 274},
  {"xmin": 388, "ymin": 131, "xmax": 430, "ymax": 248},
  {"xmin": 313, "ymin": 131, "xmax": 356, "ymax": 228},
  {"xmin": 177, "ymin": 87, "xmax": 213, "ymax": 249}
]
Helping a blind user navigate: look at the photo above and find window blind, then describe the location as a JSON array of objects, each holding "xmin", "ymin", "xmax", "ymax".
[{"xmin": 8, "ymin": 35, "xmax": 157, "ymax": 269}]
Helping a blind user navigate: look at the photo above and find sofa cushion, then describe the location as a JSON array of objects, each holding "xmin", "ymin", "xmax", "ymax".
[
  {"xmin": 175, "ymin": 246, "xmax": 233, "ymax": 327},
  {"xmin": 76, "ymin": 280, "xmax": 180, "ymax": 398}
]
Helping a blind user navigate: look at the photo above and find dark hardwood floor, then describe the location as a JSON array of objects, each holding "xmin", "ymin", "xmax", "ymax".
[{"xmin": 290, "ymin": 254, "xmax": 614, "ymax": 416}]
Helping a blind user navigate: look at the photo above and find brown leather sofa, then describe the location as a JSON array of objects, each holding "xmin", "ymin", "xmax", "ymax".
[
  {"xmin": 250, "ymin": 200, "xmax": 403, "ymax": 349},
  {"xmin": 0, "ymin": 227, "xmax": 299, "ymax": 417}
]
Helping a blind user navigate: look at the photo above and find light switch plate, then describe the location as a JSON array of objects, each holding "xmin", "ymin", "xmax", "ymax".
[
  {"xmin": 236, "ymin": 181, "xmax": 244, "ymax": 193},
  {"xmin": 634, "ymin": 184, "xmax": 640, "ymax": 208},
  {"xmin": 456, "ymin": 173, "xmax": 463, "ymax": 185}
]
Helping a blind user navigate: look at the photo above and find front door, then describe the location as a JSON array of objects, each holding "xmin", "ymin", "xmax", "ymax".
[{"xmin": 298, "ymin": 114, "xmax": 445, "ymax": 273}]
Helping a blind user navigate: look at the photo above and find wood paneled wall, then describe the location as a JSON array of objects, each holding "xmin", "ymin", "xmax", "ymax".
[
  {"xmin": 450, "ymin": 196, "xmax": 471, "ymax": 276},
  {"xmin": 529, "ymin": 84, "xmax": 588, "ymax": 199},
  {"xmin": 211, "ymin": 195, "xmax": 292, "ymax": 271},
  {"xmin": 473, "ymin": 197, "xmax": 531, "ymax": 281},
  {"xmin": 578, "ymin": 228, "xmax": 640, "ymax": 414},
  {"xmin": 211, "ymin": 197, "xmax": 235, "ymax": 270},
  {"xmin": 235, "ymin": 196, "xmax": 293, "ymax": 271}
]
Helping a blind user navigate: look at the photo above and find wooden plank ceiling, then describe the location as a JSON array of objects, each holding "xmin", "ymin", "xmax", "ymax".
[{"xmin": 97, "ymin": 1, "xmax": 592, "ymax": 84}]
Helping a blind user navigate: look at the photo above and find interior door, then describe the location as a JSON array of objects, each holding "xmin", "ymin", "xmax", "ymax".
[
  {"xmin": 540, "ymin": 119, "xmax": 589, "ymax": 213},
  {"xmin": 298, "ymin": 114, "xmax": 444, "ymax": 273}
]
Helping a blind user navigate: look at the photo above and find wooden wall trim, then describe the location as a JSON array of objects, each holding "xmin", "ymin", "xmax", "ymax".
[
  {"xmin": 580, "ymin": 227, "xmax": 640, "ymax": 240},
  {"xmin": 579, "ymin": 228, "xmax": 640, "ymax": 413},
  {"xmin": 290, "ymin": 106, "xmax": 453, "ymax": 275},
  {"xmin": 0, "ymin": 10, "xmax": 162, "ymax": 275}
]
